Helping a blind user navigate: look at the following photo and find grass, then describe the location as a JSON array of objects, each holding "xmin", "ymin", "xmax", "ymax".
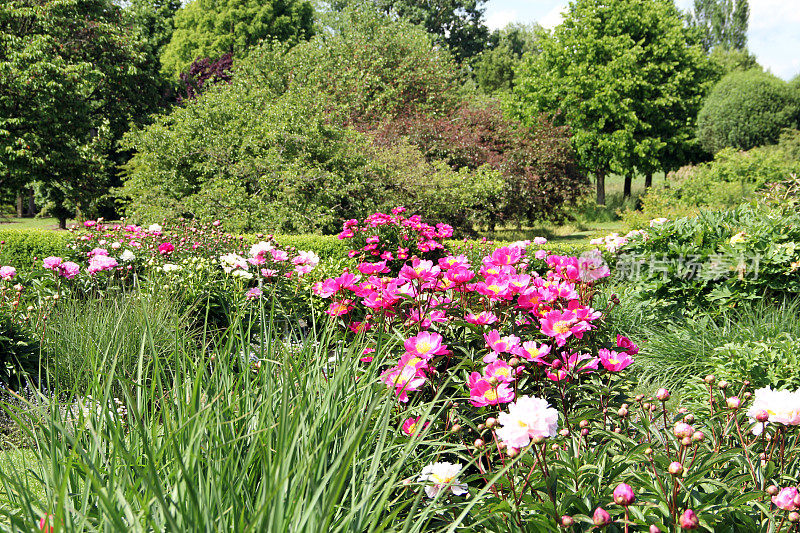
[{"xmin": 0, "ymin": 217, "xmax": 73, "ymax": 231}]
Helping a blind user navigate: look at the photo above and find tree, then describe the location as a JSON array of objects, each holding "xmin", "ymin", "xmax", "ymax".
[
  {"xmin": 331, "ymin": 0, "xmax": 489, "ymax": 63},
  {"xmin": 696, "ymin": 69, "xmax": 800, "ymax": 154},
  {"xmin": 686, "ymin": 0, "xmax": 749, "ymax": 53},
  {"xmin": 512, "ymin": 0, "xmax": 713, "ymax": 204},
  {"xmin": 473, "ymin": 23, "xmax": 541, "ymax": 94},
  {"xmin": 0, "ymin": 0, "xmax": 156, "ymax": 228},
  {"xmin": 123, "ymin": 0, "xmax": 181, "ymax": 60},
  {"xmin": 160, "ymin": 0, "xmax": 314, "ymax": 76}
]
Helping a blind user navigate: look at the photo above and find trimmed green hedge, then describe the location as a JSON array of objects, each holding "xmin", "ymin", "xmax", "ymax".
[
  {"xmin": 0, "ymin": 229, "xmax": 595, "ymax": 271},
  {"xmin": 0, "ymin": 230, "xmax": 72, "ymax": 269}
]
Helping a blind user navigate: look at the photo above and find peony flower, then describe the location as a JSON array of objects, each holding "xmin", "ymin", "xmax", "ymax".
[
  {"xmin": 292, "ymin": 250, "xmax": 320, "ymax": 268},
  {"xmin": 747, "ymin": 386, "xmax": 800, "ymax": 435},
  {"xmin": 158, "ymin": 242, "xmax": 174, "ymax": 255},
  {"xmin": 649, "ymin": 217, "xmax": 668, "ymax": 227},
  {"xmin": 60, "ymin": 262, "xmax": 80, "ymax": 279},
  {"xmin": 148, "ymin": 223, "xmax": 162, "ymax": 233},
  {"xmin": 729, "ymin": 231, "xmax": 747, "ymax": 245},
  {"xmin": 87, "ymin": 256, "xmax": 118, "ymax": 275},
  {"xmin": 404, "ymin": 332, "xmax": 448, "ymax": 359},
  {"xmin": 42, "ymin": 256, "xmax": 63, "ymax": 270},
  {"xmin": 533, "ymin": 237, "xmax": 547, "ymax": 246},
  {"xmin": 516, "ymin": 341, "xmax": 551, "ymax": 364},
  {"xmin": 613, "ymin": 483, "xmax": 635, "ymax": 506},
  {"xmin": 246, "ymin": 287, "xmax": 263, "ymax": 300},
  {"xmin": 419, "ymin": 462, "xmax": 468, "ymax": 498},
  {"xmin": 578, "ymin": 250, "xmax": 610, "ymax": 282},
  {"xmin": 679, "ymin": 509, "xmax": 699, "ymax": 530},
  {"xmin": 773, "ymin": 487, "xmax": 799, "ymax": 511},
  {"xmin": 496, "ymin": 396, "xmax": 559, "ymax": 448},
  {"xmin": 592, "ymin": 507, "xmax": 611, "ymax": 527},
  {"xmin": 598, "ymin": 349, "xmax": 634, "ymax": 372},
  {"xmin": 401, "ymin": 416, "xmax": 429, "ymax": 436},
  {"xmin": 468, "ymin": 374, "xmax": 514, "ymax": 407},
  {"xmin": 120, "ymin": 249, "xmax": 136, "ymax": 262},
  {"xmin": 161, "ymin": 263, "xmax": 181, "ymax": 273},
  {"xmin": 616, "ymin": 335, "xmax": 639, "ymax": 355}
]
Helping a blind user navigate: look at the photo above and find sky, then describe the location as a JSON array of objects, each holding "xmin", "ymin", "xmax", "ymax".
[{"xmin": 483, "ymin": 0, "xmax": 800, "ymax": 81}]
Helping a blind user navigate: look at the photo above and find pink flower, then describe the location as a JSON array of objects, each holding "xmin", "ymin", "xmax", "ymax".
[
  {"xmin": 404, "ymin": 332, "xmax": 448, "ymax": 359},
  {"xmin": 292, "ymin": 250, "xmax": 320, "ymax": 267},
  {"xmin": 38, "ymin": 514, "xmax": 55, "ymax": 532},
  {"xmin": 533, "ymin": 237, "xmax": 547, "ymax": 246},
  {"xmin": 613, "ymin": 483, "xmax": 635, "ymax": 506},
  {"xmin": 679, "ymin": 509, "xmax": 699, "ymax": 530},
  {"xmin": 88, "ymin": 247, "xmax": 108, "ymax": 257},
  {"xmin": 468, "ymin": 373, "xmax": 514, "ymax": 406},
  {"xmin": 539, "ymin": 309, "xmax": 585, "ymax": 346},
  {"xmin": 43, "ymin": 256, "xmax": 63, "ymax": 270},
  {"xmin": 399, "ymin": 258, "xmax": 440, "ymax": 282},
  {"xmin": 60, "ymin": 262, "xmax": 80, "ymax": 279},
  {"xmin": 438, "ymin": 255, "xmax": 470, "ymax": 270},
  {"xmin": 380, "ymin": 364, "xmax": 426, "ymax": 403},
  {"xmin": 616, "ymin": 335, "xmax": 639, "ymax": 354},
  {"xmin": 0, "ymin": 266, "xmax": 17, "ymax": 281},
  {"xmin": 578, "ymin": 250, "xmax": 610, "ymax": 282},
  {"xmin": 83, "ymin": 220, "xmax": 96, "ymax": 228},
  {"xmin": 359, "ymin": 347, "xmax": 375, "ymax": 362},
  {"xmin": 773, "ymin": 487, "xmax": 799, "ymax": 511},
  {"xmin": 599, "ymin": 349, "xmax": 634, "ymax": 372},
  {"xmin": 496, "ymin": 396, "xmax": 559, "ymax": 448},
  {"xmin": 465, "ymin": 311, "xmax": 498, "ymax": 325},
  {"xmin": 401, "ymin": 416, "xmax": 429, "ymax": 436},
  {"xmin": 246, "ymin": 288, "xmax": 262, "ymax": 300},
  {"xmin": 357, "ymin": 261, "xmax": 390, "ymax": 275},
  {"xmin": 484, "ymin": 246, "xmax": 521, "ymax": 267},
  {"xmin": 158, "ymin": 242, "xmax": 174, "ymax": 255},
  {"xmin": 517, "ymin": 341, "xmax": 550, "ymax": 363},
  {"xmin": 483, "ymin": 330, "xmax": 521, "ymax": 363},
  {"xmin": 326, "ymin": 300, "xmax": 353, "ymax": 317},
  {"xmin": 485, "ymin": 360, "xmax": 516, "ymax": 383},
  {"xmin": 592, "ymin": 508, "xmax": 611, "ymax": 527},
  {"xmin": 87, "ymin": 256, "xmax": 118, "ymax": 275}
]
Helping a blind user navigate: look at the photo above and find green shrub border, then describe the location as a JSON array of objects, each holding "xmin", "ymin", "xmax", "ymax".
[{"xmin": 0, "ymin": 229, "xmax": 594, "ymax": 271}]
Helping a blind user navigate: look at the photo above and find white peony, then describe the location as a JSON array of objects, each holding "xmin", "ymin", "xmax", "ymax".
[
  {"xmin": 747, "ymin": 386, "xmax": 800, "ymax": 435},
  {"xmin": 120, "ymin": 249, "xmax": 136, "ymax": 262},
  {"xmin": 419, "ymin": 462, "xmax": 468, "ymax": 498},
  {"xmin": 148, "ymin": 223, "xmax": 162, "ymax": 233},
  {"xmin": 496, "ymin": 396, "xmax": 559, "ymax": 449}
]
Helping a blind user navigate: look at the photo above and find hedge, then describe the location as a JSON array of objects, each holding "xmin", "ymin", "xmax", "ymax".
[
  {"xmin": 0, "ymin": 230, "xmax": 72, "ymax": 270},
  {"xmin": 0, "ymin": 229, "xmax": 595, "ymax": 271}
]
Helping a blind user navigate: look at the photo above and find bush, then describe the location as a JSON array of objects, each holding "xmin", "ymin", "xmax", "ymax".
[
  {"xmin": 696, "ymin": 69, "xmax": 800, "ymax": 154},
  {"xmin": 622, "ymin": 141, "xmax": 800, "ymax": 228},
  {"xmin": 611, "ymin": 203, "xmax": 800, "ymax": 311},
  {"xmin": 0, "ymin": 231, "xmax": 71, "ymax": 271}
]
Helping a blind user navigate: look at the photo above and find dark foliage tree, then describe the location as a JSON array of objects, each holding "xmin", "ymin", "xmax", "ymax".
[{"xmin": 178, "ymin": 53, "xmax": 234, "ymax": 102}]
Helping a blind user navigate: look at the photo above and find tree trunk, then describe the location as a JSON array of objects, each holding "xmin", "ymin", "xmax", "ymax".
[
  {"xmin": 645, "ymin": 172, "xmax": 653, "ymax": 189},
  {"xmin": 596, "ymin": 170, "xmax": 606, "ymax": 205},
  {"xmin": 16, "ymin": 194, "xmax": 23, "ymax": 217},
  {"xmin": 58, "ymin": 217, "xmax": 67, "ymax": 230},
  {"xmin": 623, "ymin": 175, "xmax": 632, "ymax": 199},
  {"xmin": 27, "ymin": 188, "xmax": 35, "ymax": 216}
]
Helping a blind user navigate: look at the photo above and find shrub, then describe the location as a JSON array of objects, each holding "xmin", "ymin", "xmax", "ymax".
[
  {"xmin": 0, "ymin": 231, "xmax": 71, "ymax": 271},
  {"xmin": 696, "ymin": 69, "xmax": 800, "ymax": 154},
  {"xmin": 610, "ymin": 203, "xmax": 800, "ymax": 311}
]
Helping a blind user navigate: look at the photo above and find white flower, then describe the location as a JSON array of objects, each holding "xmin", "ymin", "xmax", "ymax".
[
  {"xmin": 148, "ymin": 223, "xmax": 162, "ymax": 233},
  {"xmin": 231, "ymin": 269, "xmax": 253, "ymax": 280},
  {"xmin": 419, "ymin": 462, "xmax": 468, "ymax": 498},
  {"xmin": 120, "ymin": 249, "xmax": 136, "ymax": 262},
  {"xmin": 747, "ymin": 386, "xmax": 800, "ymax": 435},
  {"xmin": 162, "ymin": 263, "xmax": 181, "ymax": 273},
  {"xmin": 496, "ymin": 396, "xmax": 559, "ymax": 449},
  {"xmin": 292, "ymin": 250, "xmax": 320, "ymax": 267},
  {"xmin": 111, "ymin": 241, "xmax": 121, "ymax": 250},
  {"xmin": 249, "ymin": 241, "xmax": 273, "ymax": 258},
  {"xmin": 219, "ymin": 253, "xmax": 248, "ymax": 273},
  {"xmin": 649, "ymin": 217, "xmax": 668, "ymax": 227}
]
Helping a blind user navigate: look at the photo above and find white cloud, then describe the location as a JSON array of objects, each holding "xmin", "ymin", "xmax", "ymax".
[
  {"xmin": 486, "ymin": 9, "xmax": 519, "ymax": 30},
  {"xmin": 539, "ymin": 3, "xmax": 567, "ymax": 29}
]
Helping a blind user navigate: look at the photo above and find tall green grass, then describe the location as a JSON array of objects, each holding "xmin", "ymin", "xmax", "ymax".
[{"xmin": 0, "ymin": 301, "xmax": 486, "ymax": 531}]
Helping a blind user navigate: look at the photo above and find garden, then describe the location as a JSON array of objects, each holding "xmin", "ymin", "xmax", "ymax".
[{"xmin": 2, "ymin": 0, "xmax": 800, "ymax": 531}]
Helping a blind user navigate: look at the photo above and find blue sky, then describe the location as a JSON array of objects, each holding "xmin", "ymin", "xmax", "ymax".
[{"xmin": 483, "ymin": 0, "xmax": 800, "ymax": 81}]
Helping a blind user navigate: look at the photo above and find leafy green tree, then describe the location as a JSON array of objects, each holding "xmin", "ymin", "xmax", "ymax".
[
  {"xmin": 0, "ymin": 0, "xmax": 155, "ymax": 227},
  {"xmin": 709, "ymin": 46, "xmax": 759, "ymax": 75},
  {"xmin": 160, "ymin": 0, "xmax": 314, "ymax": 76},
  {"xmin": 473, "ymin": 23, "xmax": 541, "ymax": 94},
  {"xmin": 124, "ymin": 0, "xmax": 181, "ymax": 60},
  {"xmin": 512, "ymin": 0, "xmax": 713, "ymax": 203},
  {"xmin": 331, "ymin": 0, "xmax": 489, "ymax": 62},
  {"xmin": 696, "ymin": 69, "xmax": 800, "ymax": 154},
  {"xmin": 686, "ymin": 0, "xmax": 749, "ymax": 53}
]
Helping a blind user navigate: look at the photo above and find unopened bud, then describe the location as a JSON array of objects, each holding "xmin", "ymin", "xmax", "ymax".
[
  {"xmin": 474, "ymin": 439, "xmax": 484, "ymax": 448},
  {"xmin": 790, "ymin": 512, "xmax": 800, "ymax": 523},
  {"xmin": 683, "ymin": 414, "xmax": 695, "ymax": 424},
  {"xmin": 487, "ymin": 376, "xmax": 499, "ymax": 387},
  {"xmin": 561, "ymin": 515, "xmax": 574, "ymax": 527},
  {"xmin": 726, "ymin": 396, "xmax": 741, "ymax": 410},
  {"xmin": 507, "ymin": 447, "xmax": 519, "ymax": 458},
  {"xmin": 681, "ymin": 436, "xmax": 692, "ymax": 446},
  {"xmin": 656, "ymin": 388, "xmax": 670, "ymax": 401},
  {"xmin": 559, "ymin": 428, "xmax": 570, "ymax": 437},
  {"xmin": 486, "ymin": 417, "xmax": 497, "ymax": 428},
  {"xmin": 551, "ymin": 359, "xmax": 562, "ymax": 370},
  {"xmin": 755, "ymin": 410, "xmax": 769, "ymax": 423},
  {"xmin": 649, "ymin": 525, "xmax": 662, "ymax": 533},
  {"xmin": 450, "ymin": 424, "xmax": 461, "ymax": 433},
  {"xmin": 508, "ymin": 357, "xmax": 520, "ymax": 367},
  {"xmin": 580, "ymin": 428, "xmax": 589, "ymax": 437},
  {"xmin": 692, "ymin": 431, "xmax": 705, "ymax": 442},
  {"xmin": 618, "ymin": 407, "xmax": 629, "ymax": 417},
  {"xmin": 704, "ymin": 374, "xmax": 715, "ymax": 384},
  {"xmin": 668, "ymin": 461, "xmax": 683, "ymax": 475},
  {"xmin": 579, "ymin": 419, "xmax": 590, "ymax": 428},
  {"xmin": 718, "ymin": 380, "xmax": 729, "ymax": 390},
  {"xmin": 767, "ymin": 485, "xmax": 780, "ymax": 496}
]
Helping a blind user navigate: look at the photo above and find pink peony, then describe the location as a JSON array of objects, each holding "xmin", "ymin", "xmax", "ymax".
[
  {"xmin": 245, "ymin": 287, "xmax": 262, "ymax": 300},
  {"xmin": 679, "ymin": 509, "xmax": 699, "ymax": 530},
  {"xmin": 773, "ymin": 487, "xmax": 799, "ymax": 511},
  {"xmin": 87, "ymin": 255, "xmax": 118, "ymax": 275},
  {"xmin": 613, "ymin": 483, "xmax": 635, "ymax": 506},
  {"xmin": 158, "ymin": 242, "xmax": 174, "ymax": 255},
  {"xmin": 616, "ymin": 335, "xmax": 639, "ymax": 355},
  {"xmin": 42, "ymin": 256, "xmax": 63, "ymax": 270},
  {"xmin": 0, "ymin": 265, "xmax": 17, "ymax": 281},
  {"xmin": 599, "ymin": 348, "xmax": 634, "ymax": 372},
  {"xmin": 404, "ymin": 332, "xmax": 448, "ymax": 359},
  {"xmin": 60, "ymin": 261, "xmax": 80, "ymax": 279},
  {"xmin": 468, "ymin": 374, "xmax": 515, "ymax": 407}
]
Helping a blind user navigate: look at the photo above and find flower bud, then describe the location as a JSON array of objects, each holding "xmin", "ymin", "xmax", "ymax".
[
  {"xmin": 450, "ymin": 424, "xmax": 461, "ymax": 433},
  {"xmin": 613, "ymin": 483, "xmax": 635, "ymax": 506},
  {"xmin": 487, "ymin": 376, "xmax": 500, "ymax": 387},
  {"xmin": 531, "ymin": 435, "xmax": 546, "ymax": 444},
  {"xmin": 673, "ymin": 422, "xmax": 694, "ymax": 438},
  {"xmin": 486, "ymin": 417, "xmax": 497, "ymax": 428},
  {"xmin": 551, "ymin": 359, "xmax": 562, "ymax": 370},
  {"xmin": 507, "ymin": 447, "xmax": 519, "ymax": 458},
  {"xmin": 790, "ymin": 512, "xmax": 800, "ymax": 523},
  {"xmin": 561, "ymin": 515, "xmax": 574, "ymax": 527},
  {"xmin": 679, "ymin": 509, "xmax": 699, "ymax": 530},
  {"xmin": 614, "ymin": 427, "xmax": 622, "ymax": 434},
  {"xmin": 559, "ymin": 428, "xmax": 570, "ymax": 437},
  {"xmin": 683, "ymin": 414, "xmax": 695, "ymax": 424},
  {"xmin": 477, "ymin": 423, "xmax": 485, "ymax": 431},
  {"xmin": 581, "ymin": 428, "xmax": 589, "ymax": 437},
  {"xmin": 744, "ymin": 391, "xmax": 751, "ymax": 399},
  {"xmin": 755, "ymin": 410, "xmax": 769, "ymax": 423},
  {"xmin": 551, "ymin": 443, "xmax": 560, "ymax": 451},
  {"xmin": 618, "ymin": 407, "xmax": 629, "ymax": 418},
  {"xmin": 691, "ymin": 431, "xmax": 705, "ymax": 442},
  {"xmin": 592, "ymin": 507, "xmax": 611, "ymax": 527},
  {"xmin": 726, "ymin": 396, "xmax": 741, "ymax": 410},
  {"xmin": 704, "ymin": 374, "xmax": 715, "ymax": 384},
  {"xmin": 579, "ymin": 419, "xmax": 589, "ymax": 428},
  {"xmin": 508, "ymin": 357, "xmax": 520, "ymax": 367},
  {"xmin": 474, "ymin": 439, "xmax": 484, "ymax": 448},
  {"xmin": 497, "ymin": 441, "xmax": 507, "ymax": 451},
  {"xmin": 681, "ymin": 436, "xmax": 692, "ymax": 447},
  {"xmin": 656, "ymin": 388, "xmax": 670, "ymax": 401},
  {"xmin": 635, "ymin": 394, "xmax": 644, "ymax": 402},
  {"xmin": 649, "ymin": 526, "xmax": 662, "ymax": 533},
  {"xmin": 644, "ymin": 447, "xmax": 653, "ymax": 456},
  {"xmin": 718, "ymin": 380, "xmax": 729, "ymax": 390},
  {"xmin": 668, "ymin": 461, "xmax": 683, "ymax": 475},
  {"xmin": 677, "ymin": 407, "xmax": 689, "ymax": 415}
]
